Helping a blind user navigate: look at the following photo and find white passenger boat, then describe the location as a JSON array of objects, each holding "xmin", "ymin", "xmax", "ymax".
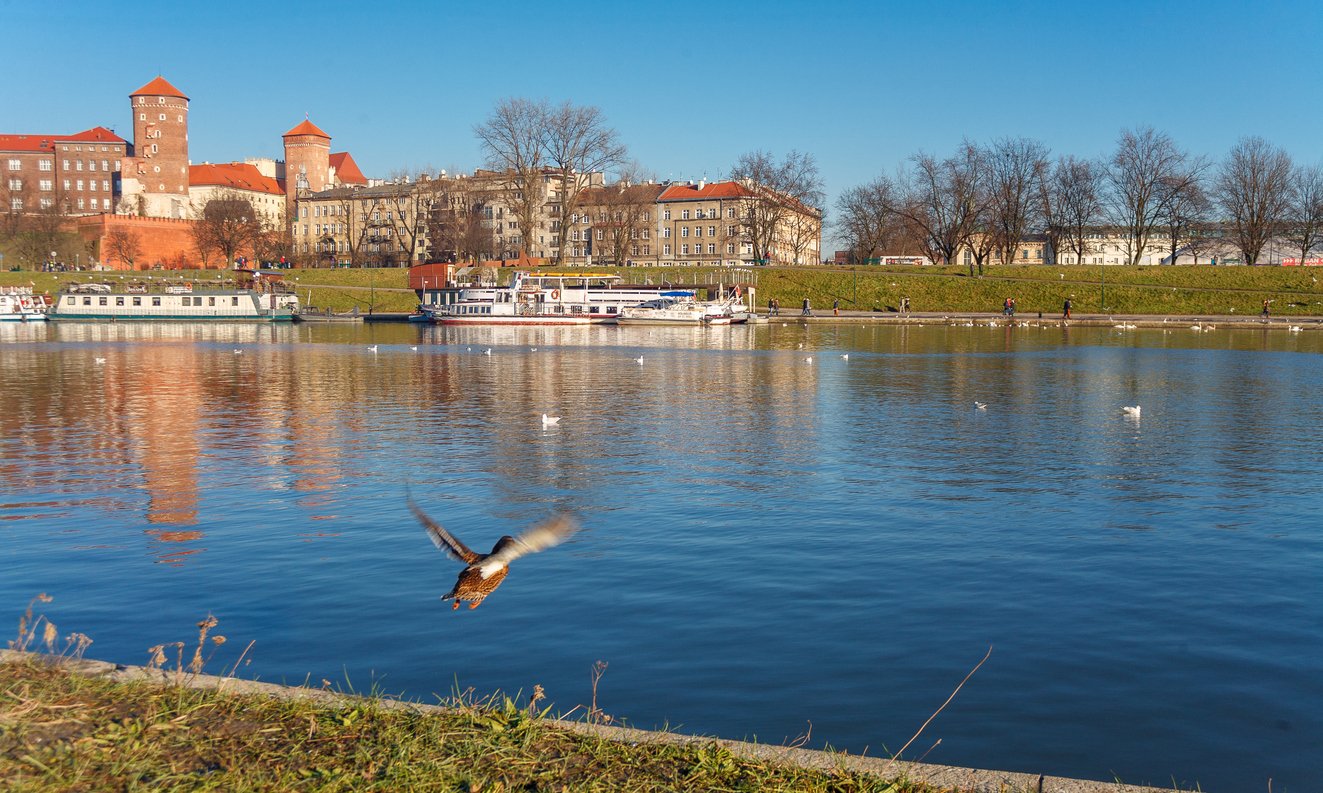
[
  {"xmin": 616, "ymin": 291, "xmax": 739, "ymax": 326},
  {"xmin": 422, "ymin": 271, "xmax": 671, "ymax": 326},
  {"xmin": 0, "ymin": 286, "xmax": 50, "ymax": 321},
  {"xmin": 48, "ymin": 278, "xmax": 298, "ymax": 322}
]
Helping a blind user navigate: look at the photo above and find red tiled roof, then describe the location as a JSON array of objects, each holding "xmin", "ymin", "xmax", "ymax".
[
  {"xmin": 283, "ymin": 119, "xmax": 330, "ymax": 139},
  {"xmin": 328, "ymin": 151, "xmax": 366, "ymax": 185},
  {"xmin": 1, "ymin": 127, "xmax": 126, "ymax": 152},
  {"xmin": 657, "ymin": 181, "xmax": 755, "ymax": 201},
  {"xmin": 131, "ymin": 76, "xmax": 189, "ymax": 100},
  {"xmin": 0, "ymin": 134, "xmax": 57, "ymax": 152},
  {"xmin": 189, "ymin": 163, "xmax": 285, "ymax": 196},
  {"xmin": 57, "ymin": 127, "xmax": 128, "ymax": 144}
]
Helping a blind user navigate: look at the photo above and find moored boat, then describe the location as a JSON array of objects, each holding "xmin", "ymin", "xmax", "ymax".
[
  {"xmin": 616, "ymin": 291, "xmax": 738, "ymax": 326},
  {"xmin": 48, "ymin": 277, "xmax": 297, "ymax": 322},
  {"xmin": 421, "ymin": 271, "xmax": 674, "ymax": 326},
  {"xmin": 0, "ymin": 286, "xmax": 50, "ymax": 322}
]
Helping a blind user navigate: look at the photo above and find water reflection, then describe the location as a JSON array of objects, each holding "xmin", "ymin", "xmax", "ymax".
[{"xmin": 2, "ymin": 320, "xmax": 1321, "ymax": 789}]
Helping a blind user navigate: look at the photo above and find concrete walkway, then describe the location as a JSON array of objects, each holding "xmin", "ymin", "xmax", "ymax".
[{"xmin": 762, "ymin": 309, "xmax": 1320, "ymax": 330}]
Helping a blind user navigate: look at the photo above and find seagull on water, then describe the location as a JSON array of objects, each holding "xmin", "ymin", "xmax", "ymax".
[
  {"xmin": 410, "ymin": 345, "xmax": 419, "ymax": 351},
  {"xmin": 541, "ymin": 413, "xmax": 560, "ymax": 428},
  {"xmin": 634, "ymin": 355, "xmax": 644, "ymax": 365},
  {"xmin": 804, "ymin": 356, "xmax": 813, "ymax": 364},
  {"xmin": 530, "ymin": 347, "xmax": 538, "ymax": 352},
  {"xmin": 233, "ymin": 349, "xmax": 243, "ymax": 355},
  {"xmin": 408, "ymin": 496, "xmax": 578, "ymax": 611},
  {"xmin": 840, "ymin": 353, "xmax": 849, "ymax": 360},
  {"xmin": 1289, "ymin": 326, "xmax": 1303, "ymax": 333},
  {"xmin": 974, "ymin": 401, "xmax": 987, "ymax": 410},
  {"xmin": 483, "ymin": 348, "xmax": 492, "ymax": 356},
  {"xmin": 1122, "ymin": 405, "xmax": 1142, "ymax": 417},
  {"xmin": 94, "ymin": 357, "xmax": 106, "ymax": 364},
  {"xmin": 368, "ymin": 345, "xmax": 378, "ymax": 353}
]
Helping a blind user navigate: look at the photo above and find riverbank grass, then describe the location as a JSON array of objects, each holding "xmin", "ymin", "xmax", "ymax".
[{"xmin": 0, "ymin": 654, "xmax": 932, "ymax": 792}]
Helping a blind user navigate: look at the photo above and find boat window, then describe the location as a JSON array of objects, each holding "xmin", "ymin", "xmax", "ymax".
[
  {"xmin": 232, "ymin": 297, "xmax": 239, "ymax": 306},
  {"xmin": 152, "ymin": 297, "xmax": 161, "ymax": 307},
  {"xmin": 132, "ymin": 297, "xmax": 141, "ymax": 306},
  {"xmin": 115, "ymin": 297, "xmax": 124, "ymax": 306},
  {"xmin": 83, "ymin": 297, "xmax": 91, "ymax": 306},
  {"xmin": 208, "ymin": 297, "xmax": 216, "ymax": 307},
  {"xmin": 98, "ymin": 297, "xmax": 107, "ymax": 306},
  {"xmin": 607, "ymin": 307, "xmax": 617, "ymax": 314}
]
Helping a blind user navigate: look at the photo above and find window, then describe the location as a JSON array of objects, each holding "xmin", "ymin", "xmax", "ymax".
[
  {"xmin": 39, "ymin": 160, "xmax": 52, "ymax": 171},
  {"xmin": 63, "ymin": 179, "xmax": 70, "ymax": 190},
  {"xmin": 663, "ymin": 209, "xmax": 671, "ymax": 220},
  {"xmin": 681, "ymin": 244, "xmax": 689, "ymax": 255},
  {"xmin": 726, "ymin": 243, "xmax": 736, "ymax": 254},
  {"xmin": 681, "ymin": 227, "xmax": 688, "ymax": 237},
  {"xmin": 159, "ymin": 114, "xmax": 166, "ymax": 121},
  {"xmin": 6, "ymin": 178, "xmax": 19, "ymax": 190},
  {"xmin": 681, "ymin": 209, "xmax": 690, "ymax": 219},
  {"xmin": 208, "ymin": 297, "xmax": 216, "ymax": 306},
  {"xmin": 115, "ymin": 297, "xmax": 124, "ymax": 306},
  {"xmin": 708, "ymin": 226, "xmax": 716, "ymax": 237},
  {"xmin": 132, "ymin": 297, "xmax": 141, "ymax": 306},
  {"xmin": 662, "ymin": 228, "xmax": 671, "ymax": 238},
  {"xmin": 727, "ymin": 225, "xmax": 737, "ymax": 237},
  {"xmin": 727, "ymin": 208, "xmax": 736, "ymax": 218},
  {"xmin": 642, "ymin": 244, "xmax": 650, "ymax": 255},
  {"xmin": 152, "ymin": 297, "xmax": 161, "ymax": 306},
  {"xmin": 9, "ymin": 198, "xmax": 20, "ymax": 210},
  {"xmin": 707, "ymin": 244, "xmax": 716, "ymax": 254},
  {"xmin": 40, "ymin": 198, "xmax": 53, "ymax": 209},
  {"xmin": 77, "ymin": 180, "xmax": 84, "ymax": 191},
  {"xmin": 76, "ymin": 198, "xmax": 84, "ymax": 209},
  {"xmin": 88, "ymin": 160, "xmax": 96, "ymax": 171},
  {"xmin": 663, "ymin": 244, "xmax": 671, "ymax": 255},
  {"xmin": 102, "ymin": 180, "xmax": 109, "ymax": 192},
  {"xmin": 232, "ymin": 297, "xmax": 239, "ymax": 306},
  {"xmin": 83, "ymin": 297, "xmax": 92, "ymax": 306},
  {"xmin": 139, "ymin": 113, "xmax": 146, "ymax": 121}
]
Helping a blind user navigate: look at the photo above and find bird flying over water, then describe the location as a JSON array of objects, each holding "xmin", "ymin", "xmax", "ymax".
[{"xmin": 408, "ymin": 498, "xmax": 579, "ymax": 610}]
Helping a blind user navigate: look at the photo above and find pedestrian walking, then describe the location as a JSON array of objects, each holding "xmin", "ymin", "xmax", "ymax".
[
  {"xmin": 901, "ymin": 297, "xmax": 910, "ymax": 314},
  {"xmin": 802, "ymin": 297, "xmax": 812, "ymax": 317},
  {"xmin": 833, "ymin": 298, "xmax": 840, "ymax": 316},
  {"xmin": 1262, "ymin": 299, "xmax": 1271, "ymax": 319},
  {"xmin": 1063, "ymin": 298, "xmax": 1072, "ymax": 319}
]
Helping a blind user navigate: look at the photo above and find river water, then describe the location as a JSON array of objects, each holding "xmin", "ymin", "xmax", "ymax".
[{"xmin": 1, "ymin": 319, "xmax": 1319, "ymax": 790}]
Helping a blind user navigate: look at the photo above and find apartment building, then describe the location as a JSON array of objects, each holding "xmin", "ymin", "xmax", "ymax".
[{"xmin": 2, "ymin": 127, "xmax": 128, "ymax": 216}]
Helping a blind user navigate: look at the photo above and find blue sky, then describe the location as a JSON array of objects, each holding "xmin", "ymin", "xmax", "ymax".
[{"xmin": 5, "ymin": 0, "xmax": 1320, "ymax": 244}]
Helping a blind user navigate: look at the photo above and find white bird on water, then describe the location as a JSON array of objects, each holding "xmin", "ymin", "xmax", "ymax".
[
  {"xmin": 530, "ymin": 347, "xmax": 538, "ymax": 352},
  {"xmin": 1289, "ymin": 326, "xmax": 1303, "ymax": 333},
  {"xmin": 483, "ymin": 348, "xmax": 492, "ymax": 356},
  {"xmin": 368, "ymin": 345, "xmax": 378, "ymax": 353},
  {"xmin": 94, "ymin": 357, "xmax": 106, "ymax": 364},
  {"xmin": 233, "ymin": 349, "xmax": 243, "ymax": 355},
  {"xmin": 634, "ymin": 355, "xmax": 644, "ymax": 365},
  {"xmin": 1123, "ymin": 405, "xmax": 1142, "ymax": 417},
  {"xmin": 804, "ymin": 356, "xmax": 813, "ymax": 364},
  {"xmin": 974, "ymin": 401, "xmax": 987, "ymax": 410},
  {"xmin": 541, "ymin": 413, "xmax": 560, "ymax": 428},
  {"xmin": 410, "ymin": 345, "xmax": 419, "ymax": 351},
  {"xmin": 840, "ymin": 353, "xmax": 849, "ymax": 360}
]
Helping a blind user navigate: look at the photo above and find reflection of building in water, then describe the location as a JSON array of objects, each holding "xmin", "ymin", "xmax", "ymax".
[{"xmin": 123, "ymin": 347, "xmax": 202, "ymax": 537}]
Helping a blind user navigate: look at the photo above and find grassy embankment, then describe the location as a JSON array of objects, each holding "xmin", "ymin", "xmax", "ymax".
[
  {"xmin": 0, "ymin": 603, "xmax": 932, "ymax": 793},
  {"xmin": 5, "ymin": 264, "xmax": 1323, "ymax": 316}
]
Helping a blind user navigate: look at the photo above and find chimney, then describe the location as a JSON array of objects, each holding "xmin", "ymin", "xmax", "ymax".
[{"xmin": 698, "ymin": 179, "xmax": 706, "ymax": 190}]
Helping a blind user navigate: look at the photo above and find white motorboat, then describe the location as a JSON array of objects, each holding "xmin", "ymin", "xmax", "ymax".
[
  {"xmin": 422, "ymin": 271, "xmax": 672, "ymax": 326},
  {"xmin": 616, "ymin": 291, "xmax": 737, "ymax": 326},
  {"xmin": 0, "ymin": 286, "xmax": 50, "ymax": 321}
]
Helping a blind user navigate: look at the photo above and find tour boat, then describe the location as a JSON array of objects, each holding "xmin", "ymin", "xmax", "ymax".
[
  {"xmin": 421, "ymin": 271, "xmax": 671, "ymax": 326},
  {"xmin": 0, "ymin": 286, "xmax": 50, "ymax": 321},
  {"xmin": 616, "ymin": 291, "xmax": 738, "ymax": 326},
  {"xmin": 48, "ymin": 279, "xmax": 298, "ymax": 322}
]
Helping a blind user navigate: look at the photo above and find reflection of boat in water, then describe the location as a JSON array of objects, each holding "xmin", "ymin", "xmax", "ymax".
[
  {"xmin": 48, "ymin": 271, "xmax": 298, "ymax": 322},
  {"xmin": 0, "ymin": 286, "xmax": 50, "ymax": 321},
  {"xmin": 420, "ymin": 271, "xmax": 675, "ymax": 326},
  {"xmin": 617, "ymin": 291, "xmax": 742, "ymax": 326}
]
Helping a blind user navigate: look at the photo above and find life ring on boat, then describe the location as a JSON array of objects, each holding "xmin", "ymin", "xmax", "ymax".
[{"xmin": 550, "ymin": 289, "xmax": 560, "ymax": 300}]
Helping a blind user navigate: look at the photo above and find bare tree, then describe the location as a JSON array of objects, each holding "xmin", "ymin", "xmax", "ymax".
[
  {"xmin": 474, "ymin": 99, "xmax": 547, "ymax": 260},
  {"xmin": 579, "ymin": 169, "xmax": 662, "ymax": 266},
  {"xmin": 891, "ymin": 143, "xmax": 983, "ymax": 273},
  {"xmin": 729, "ymin": 150, "xmax": 824, "ymax": 265},
  {"xmin": 1216, "ymin": 136, "xmax": 1293, "ymax": 265},
  {"xmin": 1285, "ymin": 163, "xmax": 1323, "ymax": 265},
  {"xmin": 1156, "ymin": 175, "xmax": 1211, "ymax": 265},
  {"xmin": 428, "ymin": 177, "xmax": 497, "ymax": 263},
  {"xmin": 1050, "ymin": 156, "xmax": 1104, "ymax": 265},
  {"xmin": 105, "ymin": 228, "xmax": 143, "ymax": 269},
  {"xmin": 539, "ymin": 101, "xmax": 627, "ymax": 266},
  {"xmin": 835, "ymin": 176, "xmax": 906, "ymax": 263},
  {"xmin": 986, "ymin": 137, "xmax": 1050, "ymax": 268},
  {"xmin": 1104, "ymin": 127, "xmax": 1201, "ymax": 265},
  {"xmin": 192, "ymin": 192, "xmax": 260, "ymax": 269}
]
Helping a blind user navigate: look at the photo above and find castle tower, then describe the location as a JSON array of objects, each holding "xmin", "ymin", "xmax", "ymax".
[
  {"xmin": 121, "ymin": 76, "xmax": 190, "ymax": 218},
  {"xmin": 282, "ymin": 119, "xmax": 331, "ymax": 212}
]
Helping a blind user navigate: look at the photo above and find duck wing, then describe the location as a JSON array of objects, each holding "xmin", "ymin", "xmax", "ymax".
[
  {"xmin": 476, "ymin": 513, "xmax": 579, "ymax": 578},
  {"xmin": 408, "ymin": 497, "xmax": 480, "ymax": 564}
]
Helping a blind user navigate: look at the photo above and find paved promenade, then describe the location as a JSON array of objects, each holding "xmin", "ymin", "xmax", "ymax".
[{"xmin": 766, "ymin": 309, "xmax": 1321, "ymax": 329}]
